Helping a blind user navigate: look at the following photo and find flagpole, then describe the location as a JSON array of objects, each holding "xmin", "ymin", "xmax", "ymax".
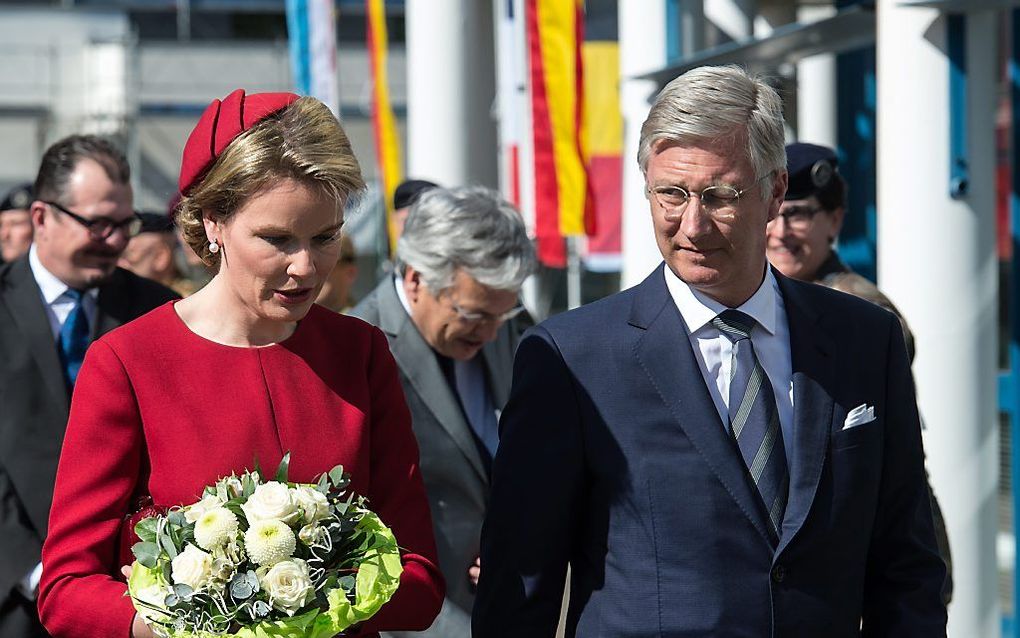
[{"xmin": 566, "ymin": 236, "xmax": 582, "ymax": 309}]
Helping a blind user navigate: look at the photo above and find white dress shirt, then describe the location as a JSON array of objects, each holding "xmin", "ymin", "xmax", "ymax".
[
  {"xmin": 28, "ymin": 244, "xmax": 99, "ymax": 340},
  {"xmin": 663, "ymin": 264, "xmax": 795, "ymax": 466}
]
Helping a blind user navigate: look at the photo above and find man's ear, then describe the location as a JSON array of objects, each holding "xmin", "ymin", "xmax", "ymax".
[
  {"xmin": 30, "ymin": 201, "xmax": 48, "ymax": 230},
  {"xmin": 403, "ymin": 267, "xmax": 422, "ymax": 302},
  {"xmin": 767, "ymin": 170, "xmax": 789, "ymax": 223}
]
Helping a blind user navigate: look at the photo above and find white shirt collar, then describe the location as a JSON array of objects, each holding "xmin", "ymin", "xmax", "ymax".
[
  {"xmin": 663, "ymin": 263, "xmax": 779, "ymax": 336},
  {"xmin": 394, "ymin": 273, "xmax": 413, "ymax": 316},
  {"xmin": 28, "ymin": 243, "xmax": 100, "ymax": 305}
]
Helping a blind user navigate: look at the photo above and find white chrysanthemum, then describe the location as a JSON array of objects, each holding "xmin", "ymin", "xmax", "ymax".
[
  {"xmin": 245, "ymin": 519, "xmax": 297, "ymax": 566},
  {"xmin": 194, "ymin": 507, "xmax": 239, "ymax": 551}
]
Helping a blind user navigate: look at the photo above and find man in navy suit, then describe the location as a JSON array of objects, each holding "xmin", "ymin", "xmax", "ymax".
[{"xmin": 473, "ymin": 65, "xmax": 947, "ymax": 637}]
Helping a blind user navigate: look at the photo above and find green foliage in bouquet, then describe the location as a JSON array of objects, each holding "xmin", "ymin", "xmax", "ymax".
[{"xmin": 127, "ymin": 454, "xmax": 402, "ymax": 637}]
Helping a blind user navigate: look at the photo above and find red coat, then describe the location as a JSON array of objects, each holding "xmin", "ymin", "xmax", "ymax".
[{"xmin": 38, "ymin": 302, "xmax": 444, "ymax": 637}]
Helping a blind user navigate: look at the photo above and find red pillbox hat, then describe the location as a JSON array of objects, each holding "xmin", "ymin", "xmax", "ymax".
[{"xmin": 178, "ymin": 89, "xmax": 300, "ymax": 195}]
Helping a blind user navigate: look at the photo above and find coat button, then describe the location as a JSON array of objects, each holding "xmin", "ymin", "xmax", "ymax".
[{"xmin": 772, "ymin": 565, "xmax": 786, "ymax": 583}]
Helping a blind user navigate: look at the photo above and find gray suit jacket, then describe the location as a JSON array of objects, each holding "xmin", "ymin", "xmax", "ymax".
[
  {"xmin": 351, "ymin": 277, "xmax": 523, "ymax": 638},
  {"xmin": 0, "ymin": 255, "xmax": 178, "ymax": 638}
]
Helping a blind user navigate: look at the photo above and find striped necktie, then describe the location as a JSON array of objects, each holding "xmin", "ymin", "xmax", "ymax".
[
  {"xmin": 711, "ymin": 309, "xmax": 789, "ymax": 543},
  {"xmin": 59, "ymin": 288, "xmax": 91, "ymax": 388}
]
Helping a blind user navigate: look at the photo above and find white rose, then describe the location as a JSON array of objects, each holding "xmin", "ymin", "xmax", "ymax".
[
  {"xmin": 261, "ymin": 559, "xmax": 315, "ymax": 616},
  {"xmin": 245, "ymin": 519, "xmax": 297, "ymax": 566},
  {"xmin": 171, "ymin": 545, "xmax": 213, "ymax": 591},
  {"xmin": 184, "ymin": 493, "xmax": 226, "ymax": 523},
  {"xmin": 194, "ymin": 507, "xmax": 239, "ymax": 551},
  {"xmin": 292, "ymin": 486, "xmax": 330, "ymax": 524},
  {"xmin": 241, "ymin": 482, "xmax": 300, "ymax": 525}
]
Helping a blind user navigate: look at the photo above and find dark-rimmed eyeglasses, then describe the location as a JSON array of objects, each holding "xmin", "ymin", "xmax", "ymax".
[
  {"xmin": 646, "ymin": 172, "xmax": 773, "ymax": 222},
  {"xmin": 771, "ymin": 204, "xmax": 824, "ymax": 230},
  {"xmin": 43, "ymin": 201, "xmax": 142, "ymax": 239},
  {"xmin": 450, "ymin": 302, "xmax": 526, "ymax": 325}
]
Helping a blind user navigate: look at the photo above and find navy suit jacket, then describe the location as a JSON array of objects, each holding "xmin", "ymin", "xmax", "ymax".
[{"xmin": 473, "ymin": 265, "xmax": 947, "ymax": 638}]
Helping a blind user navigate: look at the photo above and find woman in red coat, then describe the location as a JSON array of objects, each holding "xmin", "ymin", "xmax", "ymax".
[{"xmin": 37, "ymin": 90, "xmax": 444, "ymax": 638}]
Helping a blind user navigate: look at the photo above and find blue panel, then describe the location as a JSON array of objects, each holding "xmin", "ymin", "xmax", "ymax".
[
  {"xmin": 284, "ymin": 0, "xmax": 310, "ymax": 95},
  {"xmin": 836, "ymin": 45, "xmax": 877, "ymax": 283},
  {"xmin": 666, "ymin": 0, "xmax": 680, "ymax": 63},
  {"xmin": 948, "ymin": 14, "xmax": 969, "ymax": 199}
]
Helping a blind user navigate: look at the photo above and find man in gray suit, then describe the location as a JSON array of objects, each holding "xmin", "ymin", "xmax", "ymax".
[{"xmin": 352, "ymin": 185, "xmax": 536, "ymax": 637}]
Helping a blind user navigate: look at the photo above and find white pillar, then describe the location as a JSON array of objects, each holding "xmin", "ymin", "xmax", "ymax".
[
  {"xmin": 405, "ymin": 0, "xmax": 497, "ymax": 188},
  {"xmin": 795, "ymin": 5, "xmax": 836, "ymax": 147},
  {"xmin": 619, "ymin": 1, "xmax": 667, "ymax": 288},
  {"xmin": 877, "ymin": 5, "xmax": 999, "ymax": 637}
]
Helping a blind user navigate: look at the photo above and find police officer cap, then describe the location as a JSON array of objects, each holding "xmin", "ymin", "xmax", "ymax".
[
  {"xmin": 0, "ymin": 183, "xmax": 34, "ymax": 212},
  {"xmin": 393, "ymin": 179, "xmax": 439, "ymax": 210},
  {"xmin": 785, "ymin": 143, "xmax": 838, "ymax": 201},
  {"xmin": 136, "ymin": 211, "xmax": 175, "ymax": 234}
]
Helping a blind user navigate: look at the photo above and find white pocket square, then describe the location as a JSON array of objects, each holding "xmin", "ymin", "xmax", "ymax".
[{"xmin": 843, "ymin": 404, "xmax": 876, "ymax": 430}]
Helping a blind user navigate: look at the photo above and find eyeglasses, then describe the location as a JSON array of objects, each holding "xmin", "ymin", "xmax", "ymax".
[
  {"xmin": 450, "ymin": 301, "xmax": 526, "ymax": 325},
  {"xmin": 43, "ymin": 201, "xmax": 142, "ymax": 239},
  {"xmin": 772, "ymin": 204, "xmax": 824, "ymax": 230},
  {"xmin": 647, "ymin": 172, "xmax": 773, "ymax": 221}
]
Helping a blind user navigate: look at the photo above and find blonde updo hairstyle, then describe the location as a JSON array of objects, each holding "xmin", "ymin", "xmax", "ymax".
[{"xmin": 176, "ymin": 96, "xmax": 365, "ymax": 267}]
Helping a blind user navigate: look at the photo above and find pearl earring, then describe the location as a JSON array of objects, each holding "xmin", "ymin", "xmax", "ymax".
[{"xmin": 208, "ymin": 239, "xmax": 220, "ymax": 254}]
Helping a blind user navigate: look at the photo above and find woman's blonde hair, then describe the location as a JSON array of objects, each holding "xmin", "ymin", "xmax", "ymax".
[{"xmin": 176, "ymin": 96, "xmax": 365, "ymax": 267}]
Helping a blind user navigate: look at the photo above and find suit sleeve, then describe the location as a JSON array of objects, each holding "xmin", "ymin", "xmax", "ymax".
[
  {"xmin": 37, "ymin": 340, "xmax": 143, "ymax": 638},
  {"xmin": 861, "ymin": 314, "xmax": 948, "ymax": 637},
  {"xmin": 0, "ymin": 464, "xmax": 41, "ymax": 603},
  {"xmin": 356, "ymin": 326, "xmax": 445, "ymax": 633},
  {"xmin": 472, "ymin": 326, "xmax": 584, "ymax": 637}
]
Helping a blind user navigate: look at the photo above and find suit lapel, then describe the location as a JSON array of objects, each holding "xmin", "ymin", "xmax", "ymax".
[
  {"xmin": 1, "ymin": 258, "xmax": 69, "ymax": 414},
  {"xmin": 481, "ymin": 327, "xmax": 514, "ymax": 409},
  {"xmin": 631, "ymin": 267, "xmax": 775, "ymax": 548},
  {"xmin": 775, "ymin": 272, "xmax": 835, "ymax": 555},
  {"xmin": 375, "ymin": 280, "xmax": 489, "ymax": 483},
  {"xmin": 95, "ymin": 269, "xmax": 132, "ymax": 338}
]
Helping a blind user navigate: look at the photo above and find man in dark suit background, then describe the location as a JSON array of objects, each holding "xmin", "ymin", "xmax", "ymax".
[
  {"xmin": 353, "ymin": 185, "xmax": 535, "ymax": 638},
  {"xmin": 0, "ymin": 135, "xmax": 178, "ymax": 637},
  {"xmin": 474, "ymin": 65, "xmax": 947, "ymax": 637}
]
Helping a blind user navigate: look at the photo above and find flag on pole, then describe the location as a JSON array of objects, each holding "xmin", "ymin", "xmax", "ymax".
[
  {"xmin": 581, "ymin": 40, "xmax": 623, "ymax": 272},
  {"xmin": 285, "ymin": 0, "xmax": 339, "ymax": 116},
  {"xmin": 526, "ymin": 0, "xmax": 594, "ymax": 267},
  {"xmin": 497, "ymin": 0, "xmax": 523, "ymax": 209},
  {"xmin": 367, "ymin": 0, "xmax": 404, "ymax": 256}
]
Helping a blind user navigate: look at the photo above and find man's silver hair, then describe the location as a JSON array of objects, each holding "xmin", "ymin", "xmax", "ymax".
[
  {"xmin": 396, "ymin": 185, "xmax": 536, "ymax": 293},
  {"xmin": 637, "ymin": 65, "xmax": 787, "ymax": 198}
]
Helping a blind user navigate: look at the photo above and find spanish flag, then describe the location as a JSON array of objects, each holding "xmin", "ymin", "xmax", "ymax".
[
  {"xmin": 526, "ymin": 0, "xmax": 595, "ymax": 267},
  {"xmin": 367, "ymin": 0, "xmax": 403, "ymax": 256}
]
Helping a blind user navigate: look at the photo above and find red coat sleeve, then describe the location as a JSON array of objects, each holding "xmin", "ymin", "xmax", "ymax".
[
  {"xmin": 356, "ymin": 327, "xmax": 445, "ymax": 633},
  {"xmin": 38, "ymin": 340, "xmax": 143, "ymax": 638}
]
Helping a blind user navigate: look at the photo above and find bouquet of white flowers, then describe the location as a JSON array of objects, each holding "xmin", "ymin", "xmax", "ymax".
[{"xmin": 126, "ymin": 454, "xmax": 402, "ymax": 637}]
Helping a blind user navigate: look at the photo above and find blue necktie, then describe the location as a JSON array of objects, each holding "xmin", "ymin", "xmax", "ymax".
[
  {"xmin": 712, "ymin": 309, "xmax": 789, "ymax": 544},
  {"xmin": 59, "ymin": 289, "xmax": 90, "ymax": 388}
]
